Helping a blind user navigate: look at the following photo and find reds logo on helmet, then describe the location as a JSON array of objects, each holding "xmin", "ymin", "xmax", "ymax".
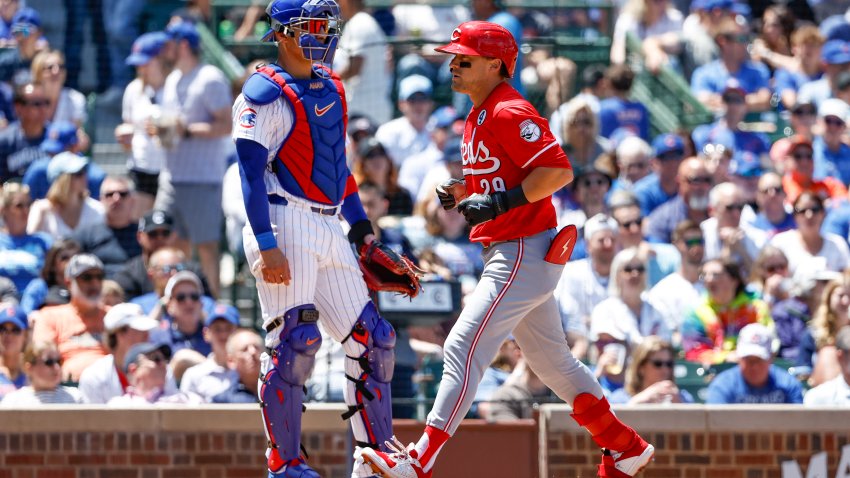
[
  {"xmin": 435, "ymin": 21, "xmax": 519, "ymax": 78},
  {"xmin": 239, "ymin": 108, "xmax": 257, "ymax": 129}
]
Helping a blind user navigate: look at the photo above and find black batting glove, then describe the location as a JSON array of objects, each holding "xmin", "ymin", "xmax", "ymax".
[
  {"xmin": 435, "ymin": 178, "xmax": 465, "ymax": 210},
  {"xmin": 457, "ymin": 188, "xmax": 529, "ymax": 226}
]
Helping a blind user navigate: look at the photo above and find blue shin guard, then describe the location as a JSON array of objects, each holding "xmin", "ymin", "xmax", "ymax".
[
  {"xmin": 260, "ymin": 305, "xmax": 322, "ymax": 474},
  {"xmin": 342, "ymin": 302, "xmax": 395, "ymax": 450}
]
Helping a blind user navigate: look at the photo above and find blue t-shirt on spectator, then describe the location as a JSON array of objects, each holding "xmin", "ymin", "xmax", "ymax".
[
  {"xmin": 690, "ymin": 59, "xmax": 770, "ymax": 97},
  {"xmin": 705, "ymin": 365, "xmax": 803, "ymax": 404},
  {"xmin": 797, "ymin": 77, "xmax": 832, "ymax": 108},
  {"xmin": 746, "ymin": 212, "xmax": 796, "ymax": 238},
  {"xmin": 691, "ymin": 123, "xmax": 770, "ymax": 157},
  {"xmin": 823, "ymin": 202, "xmax": 850, "ymax": 246},
  {"xmin": 812, "ymin": 136, "xmax": 850, "ymax": 184},
  {"xmin": 149, "ymin": 317, "xmax": 211, "ymax": 357},
  {"xmin": 773, "ymin": 68, "xmax": 823, "ymax": 100},
  {"xmin": 608, "ymin": 387, "xmax": 694, "ymax": 405},
  {"xmin": 598, "ymin": 97, "xmax": 650, "ymax": 140},
  {"xmin": 0, "ymin": 232, "xmax": 52, "ymax": 295},
  {"xmin": 130, "ymin": 292, "xmax": 216, "ymax": 316},
  {"xmin": 633, "ymin": 174, "xmax": 677, "ymax": 216}
]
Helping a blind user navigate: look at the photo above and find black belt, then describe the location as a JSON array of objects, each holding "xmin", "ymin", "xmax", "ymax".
[{"xmin": 267, "ymin": 195, "xmax": 339, "ymax": 216}]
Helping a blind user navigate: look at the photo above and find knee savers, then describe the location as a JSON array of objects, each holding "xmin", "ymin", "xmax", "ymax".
[
  {"xmin": 346, "ymin": 301, "xmax": 396, "ymax": 383},
  {"xmin": 260, "ymin": 305, "xmax": 322, "ymax": 467}
]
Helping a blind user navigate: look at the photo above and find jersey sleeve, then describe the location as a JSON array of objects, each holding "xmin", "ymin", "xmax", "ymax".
[
  {"xmin": 491, "ymin": 103, "xmax": 570, "ymax": 170},
  {"xmin": 232, "ymin": 94, "xmax": 290, "ymax": 151}
]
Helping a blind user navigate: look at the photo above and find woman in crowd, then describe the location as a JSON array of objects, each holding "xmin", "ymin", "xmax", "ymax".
[
  {"xmin": 557, "ymin": 96, "xmax": 610, "ymax": 171},
  {"xmin": 353, "ymin": 137, "xmax": 413, "ymax": 216},
  {"xmin": 682, "ymin": 258, "xmax": 773, "ymax": 363},
  {"xmin": 609, "ymin": 336, "xmax": 693, "ymax": 404},
  {"xmin": 0, "ymin": 341, "xmax": 81, "ymax": 405},
  {"xmin": 750, "ymin": 5, "xmax": 796, "ymax": 72},
  {"xmin": 799, "ymin": 277, "xmax": 850, "ymax": 386},
  {"xmin": 0, "ymin": 183, "xmax": 51, "ymax": 299},
  {"xmin": 27, "ymin": 153, "xmax": 105, "ymax": 240},
  {"xmin": 20, "ymin": 239, "xmax": 81, "ymax": 313},
  {"xmin": 769, "ymin": 192, "xmax": 850, "ymax": 275},
  {"xmin": 30, "ymin": 49, "xmax": 89, "ymax": 150},
  {"xmin": 748, "ymin": 246, "xmax": 792, "ymax": 305},
  {"xmin": 610, "ymin": 0, "xmax": 684, "ymax": 72},
  {"xmin": 0, "ymin": 305, "xmax": 29, "ymax": 398}
]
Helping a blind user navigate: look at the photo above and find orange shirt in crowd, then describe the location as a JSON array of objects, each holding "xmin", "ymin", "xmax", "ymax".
[
  {"xmin": 782, "ymin": 173, "xmax": 848, "ymax": 204},
  {"xmin": 31, "ymin": 303, "xmax": 109, "ymax": 382}
]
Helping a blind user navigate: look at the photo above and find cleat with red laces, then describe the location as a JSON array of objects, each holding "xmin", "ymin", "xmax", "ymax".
[
  {"xmin": 597, "ymin": 439, "xmax": 655, "ymax": 477},
  {"xmin": 355, "ymin": 436, "xmax": 431, "ymax": 478}
]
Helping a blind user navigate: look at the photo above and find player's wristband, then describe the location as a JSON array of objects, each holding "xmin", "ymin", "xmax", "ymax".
[
  {"xmin": 256, "ymin": 231, "xmax": 277, "ymax": 251},
  {"xmin": 347, "ymin": 220, "xmax": 374, "ymax": 250},
  {"xmin": 492, "ymin": 186, "xmax": 529, "ymax": 216}
]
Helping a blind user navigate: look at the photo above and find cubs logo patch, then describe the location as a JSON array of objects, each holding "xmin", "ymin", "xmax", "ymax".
[
  {"xmin": 477, "ymin": 110, "xmax": 486, "ymax": 125},
  {"xmin": 519, "ymin": 119, "xmax": 541, "ymax": 142},
  {"xmin": 238, "ymin": 108, "xmax": 257, "ymax": 129}
]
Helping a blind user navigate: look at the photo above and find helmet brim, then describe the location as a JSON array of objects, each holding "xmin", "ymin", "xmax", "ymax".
[{"xmin": 434, "ymin": 43, "xmax": 481, "ymax": 57}]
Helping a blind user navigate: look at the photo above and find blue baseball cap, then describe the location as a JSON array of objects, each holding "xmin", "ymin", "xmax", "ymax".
[
  {"xmin": 166, "ymin": 21, "xmax": 200, "ymax": 49},
  {"xmin": 0, "ymin": 304, "xmax": 27, "ymax": 330},
  {"xmin": 701, "ymin": 0, "xmax": 733, "ymax": 11},
  {"xmin": 398, "ymin": 74, "xmax": 433, "ymax": 101},
  {"xmin": 123, "ymin": 342, "xmax": 172, "ymax": 373},
  {"xmin": 821, "ymin": 16, "xmax": 850, "ymax": 43},
  {"xmin": 204, "ymin": 304, "xmax": 240, "ymax": 327},
  {"xmin": 126, "ymin": 31, "xmax": 170, "ymax": 66},
  {"xmin": 651, "ymin": 133, "xmax": 685, "ymax": 158},
  {"xmin": 822, "ymin": 40, "xmax": 850, "ymax": 65},
  {"xmin": 12, "ymin": 7, "xmax": 41, "ymax": 31},
  {"xmin": 428, "ymin": 106, "xmax": 458, "ymax": 130},
  {"xmin": 47, "ymin": 151, "xmax": 89, "ymax": 183},
  {"xmin": 731, "ymin": 151, "xmax": 763, "ymax": 178},
  {"xmin": 41, "ymin": 121, "xmax": 79, "ymax": 155},
  {"xmin": 442, "ymin": 135, "xmax": 463, "ymax": 163}
]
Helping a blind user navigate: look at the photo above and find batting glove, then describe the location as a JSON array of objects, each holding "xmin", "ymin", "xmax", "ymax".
[
  {"xmin": 457, "ymin": 187, "xmax": 529, "ymax": 226},
  {"xmin": 436, "ymin": 178, "xmax": 466, "ymax": 210}
]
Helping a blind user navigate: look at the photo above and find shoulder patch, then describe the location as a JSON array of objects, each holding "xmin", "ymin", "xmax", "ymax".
[
  {"xmin": 237, "ymin": 107, "xmax": 257, "ymax": 129},
  {"xmin": 242, "ymin": 71, "xmax": 283, "ymax": 105},
  {"xmin": 519, "ymin": 119, "xmax": 541, "ymax": 142}
]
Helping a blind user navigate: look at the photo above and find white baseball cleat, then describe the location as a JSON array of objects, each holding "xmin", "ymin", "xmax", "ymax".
[{"xmin": 355, "ymin": 436, "xmax": 431, "ymax": 478}]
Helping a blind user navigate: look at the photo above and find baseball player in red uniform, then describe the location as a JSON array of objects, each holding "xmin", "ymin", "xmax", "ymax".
[{"xmin": 357, "ymin": 21, "xmax": 654, "ymax": 478}]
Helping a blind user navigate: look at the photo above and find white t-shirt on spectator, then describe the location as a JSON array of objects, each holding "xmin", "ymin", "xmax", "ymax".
[
  {"xmin": 803, "ymin": 374, "xmax": 850, "ymax": 406},
  {"xmin": 554, "ymin": 258, "xmax": 609, "ymax": 337},
  {"xmin": 0, "ymin": 385, "xmax": 82, "ymax": 406},
  {"xmin": 375, "ymin": 116, "xmax": 433, "ymax": 167},
  {"xmin": 179, "ymin": 357, "xmax": 238, "ymax": 403},
  {"xmin": 611, "ymin": 8, "xmax": 683, "ymax": 63},
  {"xmin": 122, "ymin": 78, "xmax": 166, "ymax": 174},
  {"xmin": 701, "ymin": 217, "xmax": 767, "ymax": 264},
  {"xmin": 79, "ymin": 354, "xmax": 178, "ymax": 404},
  {"xmin": 334, "ymin": 11, "xmax": 392, "ymax": 125},
  {"xmin": 398, "ymin": 144, "xmax": 442, "ymax": 201},
  {"xmin": 54, "ymin": 87, "xmax": 88, "ymax": 125},
  {"xmin": 646, "ymin": 272, "xmax": 703, "ymax": 334},
  {"xmin": 769, "ymin": 230, "xmax": 850, "ymax": 274},
  {"xmin": 26, "ymin": 197, "xmax": 105, "ymax": 240},
  {"xmin": 589, "ymin": 294, "xmax": 671, "ymax": 345},
  {"xmin": 391, "ymin": 4, "xmax": 470, "ymax": 42}
]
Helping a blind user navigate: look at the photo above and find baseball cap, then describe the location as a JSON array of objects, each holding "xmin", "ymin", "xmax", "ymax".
[
  {"xmin": 104, "ymin": 303, "xmax": 158, "ymax": 332},
  {"xmin": 357, "ymin": 136, "xmax": 387, "ymax": 159},
  {"xmin": 126, "ymin": 31, "xmax": 170, "ymax": 66},
  {"xmin": 164, "ymin": 271, "xmax": 203, "ymax": 301},
  {"xmin": 821, "ymin": 40, "xmax": 850, "ymax": 65},
  {"xmin": 722, "ymin": 78, "xmax": 746, "ymax": 99},
  {"xmin": 123, "ymin": 342, "xmax": 172, "ymax": 373},
  {"xmin": 730, "ymin": 150, "xmax": 762, "ymax": 178},
  {"xmin": 348, "ymin": 115, "xmax": 377, "ymax": 139},
  {"xmin": 166, "ymin": 21, "xmax": 200, "ymax": 49},
  {"xmin": 11, "ymin": 7, "xmax": 41, "ymax": 31},
  {"xmin": 428, "ymin": 106, "xmax": 458, "ymax": 130},
  {"xmin": 64, "ymin": 253, "xmax": 104, "ymax": 280},
  {"xmin": 819, "ymin": 98, "xmax": 849, "ymax": 122},
  {"xmin": 47, "ymin": 152, "xmax": 89, "ymax": 183},
  {"xmin": 736, "ymin": 323, "xmax": 774, "ymax": 360},
  {"xmin": 787, "ymin": 134, "xmax": 813, "ymax": 152},
  {"xmin": 204, "ymin": 304, "xmax": 240, "ymax": 327},
  {"xmin": 820, "ymin": 15, "xmax": 850, "ymax": 43},
  {"xmin": 583, "ymin": 213, "xmax": 618, "ymax": 242},
  {"xmin": 40, "ymin": 121, "xmax": 79, "ymax": 155},
  {"xmin": 442, "ymin": 135, "xmax": 463, "ymax": 163},
  {"xmin": 398, "ymin": 74, "xmax": 432, "ymax": 102},
  {"xmin": 607, "ymin": 190, "xmax": 639, "ymax": 210},
  {"xmin": 138, "ymin": 210, "xmax": 174, "ymax": 233},
  {"xmin": 0, "ymin": 304, "xmax": 27, "ymax": 330},
  {"xmin": 652, "ymin": 133, "xmax": 685, "ymax": 158}
]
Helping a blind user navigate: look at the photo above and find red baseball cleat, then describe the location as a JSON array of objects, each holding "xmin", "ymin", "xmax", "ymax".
[
  {"xmin": 355, "ymin": 436, "xmax": 432, "ymax": 478},
  {"xmin": 597, "ymin": 439, "xmax": 655, "ymax": 477}
]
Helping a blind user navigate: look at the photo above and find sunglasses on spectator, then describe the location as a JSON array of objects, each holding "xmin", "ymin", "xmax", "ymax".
[
  {"xmin": 683, "ymin": 237, "xmax": 704, "ymax": 248},
  {"xmin": 726, "ymin": 33, "xmax": 752, "ymax": 43},
  {"xmin": 792, "ymin": 152, "xmax": 813, "ymax": 161},
  {"xmin": 34, "ymin": 357, "xmax": 63, "ymax": 367},
  {"xmin": 147, "ymin": 229, "xmax": 172, "ymax": 239},
  {"xmin": 650, "ymin": 360, "xmax": 674, "ymax": 369},
  {"xmin": 57, "ymin": 253, "xmax": 75, "ymax": 262},
  {"xmin": 77, "ymin": 272, "xmax": 105, "ymax": 282},
  {"xmin": 0, "ymin": 326, "xmax": 23, "ymax": 336},
  {"xmin": 764, "ymin": 263, "xmax": 788, "ymax": 274},
  {"xmin": 157, "ymin": 263, "xmax": 185, "ymax": 275},
  {"xmin": 8, "ymin": 201, "xmax": 29, "ymax": 210},
  {"xmin": 174, "ymin": 292, "xmax": 201, "ymax": 303},
  {"xmin": 686, "ymin": 176, "xmax": 712, "ymax": 185},
  {"xmin": 104, "ymin": 190, "xmax": 130, "ymax": 199},
  {"xmin": 722, "ymin": 95, "xmax": 745, "ymax": 104},
  {"xmin": 571, "ymin": 118, "xmax": 593, "ymax": 127},
  {"xmin": 794, "ymin": 206, "xmax": 824, "ymax": 215},
  {"xmin": 657, "ymin": 152, "xmax": 684, "ymax": 161},
  {"xmin": 618, "ymin": 218, "xmax": 642, "ymax": 229},
  {"xmin": 581, "ymin": 178, "xmax": 608, "ymax": 187},
  {"xmin": 825, "ymin": 117, "xmax": 846, "ymax": 127},
  {"xmin": 144, "ymin": 352, "xmax": 167, "ymax": 365},
  {"xmin": 723, "ymin": 203, "xmax": 746, "ymax": 212},
  {"xmin": 792, "ymin": 108, "xmax": 816, "ymax": 117},
  {"xmin": 623, "ymin": 264, "xmax": 646, "ymax": 274},
  {"xmin": 19, "ymin": 99, "xmax": 50, "ymax": 108},
  {"xmin": 759, "ymin": 186, "xmax": 784, "ymax": 195}
]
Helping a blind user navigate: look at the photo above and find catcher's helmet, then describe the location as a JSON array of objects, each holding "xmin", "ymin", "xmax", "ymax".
[
  {"xmin": 262, "ymin": 0, "xmax": 341, "ymax": 67},
  {"xmin": 435, "ymin": 21, "xmax": 519, "ymax": 78}
]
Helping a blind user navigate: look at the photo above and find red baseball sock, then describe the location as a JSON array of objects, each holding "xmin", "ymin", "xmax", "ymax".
[
  {"xmin": 413, "ymin": 425, "xmax": 450, "ymax": 472},
  {"xmin": 571, "ymin": 393, "xmax": 638, "ymax": 452}
]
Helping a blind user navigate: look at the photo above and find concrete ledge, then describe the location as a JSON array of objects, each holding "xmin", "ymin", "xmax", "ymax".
[
  {"xmin": 0, "ymin": 403, "xmax": 349, "ymax": 433},
  {"xmin": 540, "ymin": 404, "xmax": 850, "ymax": 433}
]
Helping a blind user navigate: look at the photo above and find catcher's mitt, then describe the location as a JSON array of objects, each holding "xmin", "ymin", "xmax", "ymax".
[{"xmin": 359, "ymin": 241, "xmax": 423, "ymax": 298}]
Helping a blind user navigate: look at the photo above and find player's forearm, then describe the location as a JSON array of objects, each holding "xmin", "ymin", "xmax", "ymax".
[
  {"xmin": 235, "ymin": 139, "xmax": 276, "ymax": 250},
  {"xmin": 520, "ymin": 166, "xmax": 573, "ymax": 203}
]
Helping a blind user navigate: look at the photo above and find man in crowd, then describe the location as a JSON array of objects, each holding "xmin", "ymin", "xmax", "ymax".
[
  {"xmin": 179, "ymin": 304, "xmax": 239, "ymax": 402},
  {"xmin": 211, "ymin": 328, "xmax": 263, "ymax": 403},
  {"xmin": 633, "ymin": 133, "xmax": 686, "ymax": 216},
  {"xmin": 701, "ymin": 182, "xmax": 766, "ymax": 274},
  {"xmin": 647, "ymin": 157, "xmax": 713, "ymax": 243},
  {"xmin": 107, "ymin": 342, "xmax": 201, "ymax": 405},
  {"xmin": 742, "ymin": 172, "xmax": 795, "ymax": 238},
  {"xmin": 804, "ymin": 326, "xmax": 850, "ymax": 405},
  {"xmin": 375, "ymin": 74, "xmax": 434, "ymax": 168},
  {"xmin": 0, "ymin": 82, "xmax": 49, "ymax": 182}
]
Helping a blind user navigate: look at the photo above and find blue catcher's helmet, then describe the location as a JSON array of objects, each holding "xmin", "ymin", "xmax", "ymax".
[{"xmin": 262, "ymin": 0, "xmax": 341, "ymax": 66}]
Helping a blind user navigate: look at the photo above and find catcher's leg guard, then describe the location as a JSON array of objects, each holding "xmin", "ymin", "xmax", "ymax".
[
  {"xmin": 341, "ymin": 301, "xmax": 395, "ymax": 450},
  {"xmin": 260, "ymin": 305, "xmax": 322, "ymax": 474}
]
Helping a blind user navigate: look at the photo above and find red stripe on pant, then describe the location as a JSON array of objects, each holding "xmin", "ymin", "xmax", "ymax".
[{"xmin": 445, "ymin": 238, "xmax": 525, "ymax": 429}]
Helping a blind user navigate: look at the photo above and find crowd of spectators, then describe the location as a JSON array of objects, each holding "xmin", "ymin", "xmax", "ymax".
[{"xmin": 1, "ymin": 0, "xmax": 850, "ymax": 414}]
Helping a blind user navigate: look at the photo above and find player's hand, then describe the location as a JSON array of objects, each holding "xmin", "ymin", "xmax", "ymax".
[
  {"xmin": 436, "ymin": 178, "xmax": 467, "ymax": 210},
  {"xmin": 258, "ymin": 248, "xmax": 291, "ymax": 285},
  {"xmin": 457, "ymin": 193, "xmax": 509, "ymax": 226}
]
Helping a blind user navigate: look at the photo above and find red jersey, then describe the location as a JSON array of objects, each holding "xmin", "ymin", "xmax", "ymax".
[{"xmin": 462, "ymin": 82, "xmax": 571, "ymax": 243}]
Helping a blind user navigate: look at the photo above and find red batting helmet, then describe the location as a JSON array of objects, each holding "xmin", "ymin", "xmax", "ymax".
[{"xmin": 435, "ymin": 21, "xmax": 519, "ymax": 78}]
